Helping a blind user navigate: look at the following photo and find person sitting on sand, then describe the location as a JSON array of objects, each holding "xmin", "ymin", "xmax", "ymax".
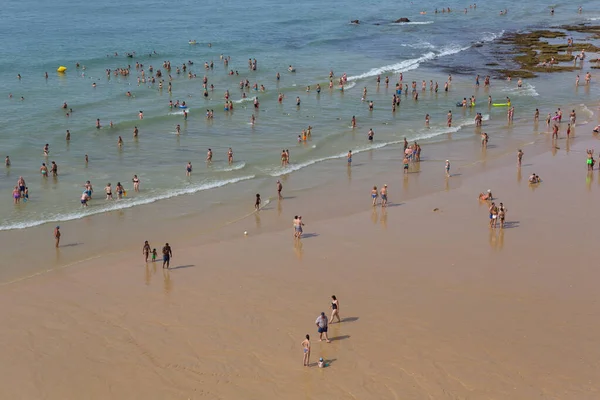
[
  {"xmin": 529, "ymin": 174, "xmax": 541, "ymax": 184},
  {"xmin": 593, "ymin": 125, "xmax": 600, "ymax": 133},
  {"xmin": 479, "ymin": 189, "xmax": 493, "ymax": 201},
  {"xmin": 318, "ymin": 358, "xmax": 325, "ymax": 368}
]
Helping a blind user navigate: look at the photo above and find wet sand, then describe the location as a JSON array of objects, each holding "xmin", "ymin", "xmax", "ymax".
[{"xmin": 1, "ymin": 116, "xmax": 599, "ymax": 398}]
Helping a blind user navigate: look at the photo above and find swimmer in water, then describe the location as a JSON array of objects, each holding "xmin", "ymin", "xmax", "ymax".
[
  {"xmin": 206, "ymin": 148, "xmax": 213, "ymax": 163},
  {"xmin": 186, "ymin": 161, "xmax": 192, "ymax": 176}
]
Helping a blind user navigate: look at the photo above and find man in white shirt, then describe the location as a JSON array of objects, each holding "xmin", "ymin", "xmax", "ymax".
[{"xmin": 315, "ymin": 312, "xmax": 331, "ymax": 343}]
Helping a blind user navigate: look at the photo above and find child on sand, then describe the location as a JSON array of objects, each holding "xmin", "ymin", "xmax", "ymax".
[
  {"xmin": 151, "ymin": 248, "xmax": 157, "ymax": 262},
  {"xmin": 255, "ymin": 194, "xmax": 261, "ymax": 210}
]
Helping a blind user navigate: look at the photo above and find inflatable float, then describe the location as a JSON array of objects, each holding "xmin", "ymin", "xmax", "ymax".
[
  {"xmin": 456, "ymin": 102, "xmax": 475, "ymax": 107},
  {"xmin": 492, "ymin": 103, "xmax": 509, "ymax": 106},
  {"xmin": 189, "ymin": 40, "xmax": 197, "ymax": 45},
  {"xmin": 179, "ymin": 105, "xmax": 188, "ymax": 109},
  {"xmin": 57, "ymin": 66, "xmax": 67, "ymax": 73}
]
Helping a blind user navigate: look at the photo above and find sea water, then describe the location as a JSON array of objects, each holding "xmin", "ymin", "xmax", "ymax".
[{"xmin": 0, "ymin": 0, "xmax": 598, "ymax": 230}]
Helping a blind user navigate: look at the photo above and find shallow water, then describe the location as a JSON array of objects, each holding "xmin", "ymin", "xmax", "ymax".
[{"xmin": 0, "ymin": 0, "xmax": 598, "ymax": 230}]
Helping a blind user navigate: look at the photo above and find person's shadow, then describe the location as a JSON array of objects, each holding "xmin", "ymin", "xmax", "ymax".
[
  {"xmin": 169, "ymin": 264, "xmax": 195, "ymax": 270},
  {"xmin": 329, "ymin": 335, "xmax": 350, "ymax": 342}
]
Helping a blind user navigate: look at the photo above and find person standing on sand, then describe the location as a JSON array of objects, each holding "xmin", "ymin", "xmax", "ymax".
[
  {"xmin": 380, "ymin": 184, "xmax": 388, "ymax": 207},
  {"xmin": 517, "ymin": 149, "xmax": 523, "ymax": 167},
  {"xmin": 445, "ymin": 160, "xmax": 451, "ymax": 177},
  {"xmin": 489, "ymin": 202, "xmax": 498, "ymax": 228},
  {"xmin": 143, "ymin": 240, "xmax": 151, "ymax": 262},
  {"xmin": 315, "ymin": 312, "xmax": 331, "ymax": 343},
  {"xmin": 293, "ymin": 216, "xmax": 299, "ymax": 238},
  {"xmin": 301, "ymin": 334, "xmax": 311, "ymax": 367},
  {"xmin": 276, "ymin": 180, "xmax": 283, "ymax": 200},
  {"xmin": 447, "ymin": 110, "xmax": 452, "ymax": 127},
  {"xmin": 329, "ymin": 295, "xmax": 341, "ymax": 324},
  {"xmin": 403, "ymin": 156, "xmax": 409, "ymax": 174},
  {"xmin": 255, "ymin": 193, "xmax": 261, "ymax": 210},
  {"xmin": 371, "ymin": 186, "xmax": 378, "ymax": 206},
  {"xmin": 498, "ymin": 203, "xmax": 507, "ymax": 229},
  {"xmin": 347, "ymin": 150, "xmax": 352, "ymax": 166},
  {"xmin": 162, "ymin": 243, "xmax": 172, "ymax": 269},
  {"xmin": 54, "ymin": 226, "xmax": 61, "ymax": 248}
]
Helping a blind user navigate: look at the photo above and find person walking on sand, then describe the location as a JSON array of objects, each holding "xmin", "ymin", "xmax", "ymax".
[
  {"xmin": 301, "ymin": 334, "xmax": 311, "ymax": 367},
  {"xmin": 315, "ymin": 312, "xmax": 331, "ymax": 343},
  {"xmin": 445, "ymin": 160, "xmax": 451, "ymax": 177},
  {"xmin": 255, "ymin": 193, "xmax": 261, "ymax": 210},
  {"xmin": 371, "ymin": 186, "xmax": 378, "ymax": 206},
  {"xmin": 162, "ymin": 242, "xmax": 172, "ymax": 269},
  {"xmin": 296, "ymin": 216, "xmax": 305, "ymax": 238},
  {"xmin": 329, "ymin": 295, "xmax": 341, "ymax": 324},
  {"xmin": 489, "ymin": 202, "xmax": 498, "ymax": 228},
  {"xmin": 54, "ymin": 226, "xmax": 61, "ymax": 248},
  {"xmin": 143, "ymin": 240, "xmax": 151, "ymax": 262},
  {"xmin": 276, "ymin": 180, "xmax": 283, "ymax": 200},
  {"xmin": 517, "ymin": 149, "xmax": 523, "ymax": 167},
  {"xmin": 380, "ymin": 184, "xmax": 388, "ymax": 207}
]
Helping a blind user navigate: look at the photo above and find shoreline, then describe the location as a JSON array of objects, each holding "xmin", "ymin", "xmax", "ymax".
[
  {"xmin": 1, "ymin": 90, "xmax": 596, "ymax": 284},
  {"xmin": 1, "ymin": 127, "xmax": 599, "ymax": 398}
]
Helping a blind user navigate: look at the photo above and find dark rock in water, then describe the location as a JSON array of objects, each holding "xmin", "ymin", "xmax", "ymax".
[
  {"xmin": 350, "ymin": 20, "xmax": 360, "ymax": 24},
  {"xmin": 472, "ymin": 43, "xmax": 483, "ymax": 48},
  {"xmin": 374, "ymin": 23, "xmax": 381, "ymax": 26},
  {"xmin": 394, "ymin": 18, "xmax": 410, "ymax": 23}
]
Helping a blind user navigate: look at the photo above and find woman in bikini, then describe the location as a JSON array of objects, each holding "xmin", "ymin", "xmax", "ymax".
[
  {"xmin": 371, "ymin": 186, "xmax": 378, "ymax": 206},
  {"xmin": 301, "ymin": 334, "xmax": 311, "ymax": 367},
  {"xmin": 132, "ymin": 175, "xmax": 140, "ymax": 192},
  {"xmin": 105, "ymin": 183, "xmax": 113, "ymax": 200}
]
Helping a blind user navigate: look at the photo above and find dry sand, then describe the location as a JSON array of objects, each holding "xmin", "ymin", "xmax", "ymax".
[{"xmin": 0, "ymin": 121, "xmax": 599, "ymax": 399}]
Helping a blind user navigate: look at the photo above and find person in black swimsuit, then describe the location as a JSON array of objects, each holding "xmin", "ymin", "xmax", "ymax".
[{"xmin": 329, "ymin": 295, "xmax": 341, "ymax": 324}]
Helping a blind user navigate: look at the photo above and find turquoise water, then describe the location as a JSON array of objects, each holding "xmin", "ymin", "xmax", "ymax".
[{"xmin": 1, "ymin": 0, "xmax": 598, "ymax": 230}]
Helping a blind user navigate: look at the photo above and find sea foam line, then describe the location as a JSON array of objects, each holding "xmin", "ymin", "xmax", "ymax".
[
  {"xmin": 392, "ymin": 21, "xmax": 434, "ymax": 25},
  {"xmin": 264, "ymin": 116, "xmax": 484, "ymax": 177},
  {"xmin": 348, "ymin": 43, "xmax": 470, "ymax": 81},
  {"xmin": 348, "ymin": 30, "xmax": 503, "ymax": 82},
  {"xmin": 0, "ymin": 175, "xmax": 256, "ymax": 231}
]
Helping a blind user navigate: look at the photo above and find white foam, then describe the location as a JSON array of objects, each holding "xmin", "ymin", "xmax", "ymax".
[
  {"xmin": 211, "ymin": 161, "xmax": 247, "ymax": 172},
  {"xmin": 392, "ymin": 21, "xmax": 434, "ymax": 25},
  {"xmin": 348, "ymin": 43, "xmax": 469, "ymax": 81},
  {"xmin": 500, "ymin": 82, "xmax": 539, "ymax": 97},
  {"xmin": 580, "ymin": 104, "xmax": 594, "ymax": 117},
  {"xmin": 0, "ymin": 175, "xmax": 256, "ymax": 231},
  {"xmin": 478, "ymin": 30, "xmax": 505, "ymax": 43},
  {"xmin": 348, "ymin": 30, "xmax": 503, "ymax": 82},
  {"xmin": 233, "ymin": 97, "xmax": 255, "ymax": 104},
  {"xmin": 588, "ymin": 17, "xmax": 600, "ymax": 21}
]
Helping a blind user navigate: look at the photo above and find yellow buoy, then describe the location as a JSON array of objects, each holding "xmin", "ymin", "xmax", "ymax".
[{"xmin": 57, "ymin": 66, "xmax": 67, "ymax": 73}]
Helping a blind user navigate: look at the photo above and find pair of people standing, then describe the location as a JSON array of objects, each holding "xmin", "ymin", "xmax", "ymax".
[{"xmin": 370, "ymin": 185, "xmax": 388, "ymax": 207}]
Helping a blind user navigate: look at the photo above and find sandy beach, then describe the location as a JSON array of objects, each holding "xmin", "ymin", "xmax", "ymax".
[
  {"xmin": 2, "ymin": 3, "xmax": 600, "ymax": 397},
  {"xmin": 1, "ymin": 113, "xmax": 600, "ymax": 398}
]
